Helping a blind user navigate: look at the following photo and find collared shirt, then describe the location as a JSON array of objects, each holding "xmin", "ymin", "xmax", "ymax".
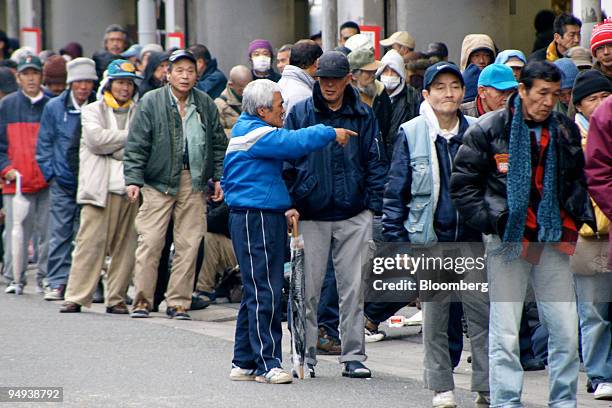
[{"xmin": 169, "ymin": 87, "xmax": 197, "ymax": 165}]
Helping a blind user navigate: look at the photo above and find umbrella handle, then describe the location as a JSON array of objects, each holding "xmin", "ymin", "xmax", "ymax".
[
  {"xmin": 15, "ymin": 171, "xmax": 21, "ymax": 195},
  {"xmin": 291, "ymin": 216, "xmax": 299, "ymax": 238}
]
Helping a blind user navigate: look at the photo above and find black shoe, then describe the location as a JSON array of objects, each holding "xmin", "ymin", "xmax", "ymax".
[
  {"xmin": 166, "ymin": 305, "xmax": 191, "ymax": 320},
  {"xmin": 342, "ymin": 361, "xmax": 371, "ymax": 378},
  {"xmin": 130, "ymin": 300, "xmax": 150, "ymax": 318},
  {"xmin": 125, "ymin": 294, "xmax": 133, "ymax": 306},
  {"xmin": 92, "ymin": 281, "xmax": 104, "ymax": 303},
  {"xmin": 190, "ymin": 294, "xmax": 211, "ymax": 311}
]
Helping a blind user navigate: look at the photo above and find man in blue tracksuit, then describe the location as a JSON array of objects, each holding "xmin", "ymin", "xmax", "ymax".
[
  {"xmin": 36, "ymin": 58, "xmax": 98, "ymax": 300},
  {"xmin": 383, "ymin": 62, "xmax": 489, "ymax": 407},
  {"xmin": 222, "ymin": 78, "xmax": 355, "ymax": 384}
]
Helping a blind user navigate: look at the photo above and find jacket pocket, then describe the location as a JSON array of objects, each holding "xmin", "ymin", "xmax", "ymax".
[
  {"xmin": 294, "ymin": 174, "xmax": 318, "ymax": 201},
  {"xmin": 406, "ymin": 198, "xmax": 430, "ymax": 234},
  {"xmin": 410, "ymin": 159, "xmax": 432, "ymax": 196}
]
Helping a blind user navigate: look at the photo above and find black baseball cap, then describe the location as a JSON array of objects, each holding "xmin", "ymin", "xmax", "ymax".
[
  {"xmin": 315, "ymin": 51, "xmax": 350, "ymax": 78},
  {"xmin": 423, "ymin": 61, "xmax": 464, "ymax": 89},
  {"xmin": 168, "ymin": 49, "xmax": 196, "ymax": 65}
]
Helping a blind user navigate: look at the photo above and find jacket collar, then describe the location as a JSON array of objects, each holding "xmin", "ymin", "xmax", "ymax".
[
  {"xmin": 280, "ymin": 65, "xmax": 315, "ymax": 89},
  {"xmin": 62, "ymin": 89, "xmax": 96, "ymax": 113},
  {"xmin": 201, "ymin": 58, "xmax": 220, "ymax": 79},
  {"xmin": 312, "ymin": 82, "xmax": 368, "ymax": 116},
  {"xmin": 18, "ymin": 88, "xmax": 47, "ymax": 106}
]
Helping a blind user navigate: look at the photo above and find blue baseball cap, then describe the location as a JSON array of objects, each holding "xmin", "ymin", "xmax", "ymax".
[
  {"xmin": 423, "ymin": 62, "xmax": 464, "ymax": 89},
  {"xmin": 106, "ymin": 59, "xmax": 142, "ymax": 80},
  {"xmin": 495, "ymin": 50, "xmax": 526, "ymax": 68},
  {"xmin": 477, "ymin": 64, "xmax": 518, "ymax": 91},
  {"xmin": 554, "ymin": 58, "xmax": 579, "ymax": 90},
  {"xmin": 121, "ymin": 44, "xmax": 143, "ymax": 59}
]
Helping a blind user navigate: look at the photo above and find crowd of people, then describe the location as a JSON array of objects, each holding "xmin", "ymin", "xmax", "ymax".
[{"xmin": 0, "ymin": 9, "xmax": 611, "ymax": 408}]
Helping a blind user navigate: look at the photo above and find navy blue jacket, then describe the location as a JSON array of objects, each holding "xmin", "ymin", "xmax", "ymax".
[
  {"xmin": 382, "ymin": 112, "xmax": 481, "ymax": 242},
  {"xmin": 283, "ymin": 83, "xmax": 388, "ymax": 221},
  {"xmin": 36, "ymin": 90, "xmax": 93, "ymax": 190},
  {"xmin": 195, "ymin": 59, "xmax": 227, "ymax": 99}
]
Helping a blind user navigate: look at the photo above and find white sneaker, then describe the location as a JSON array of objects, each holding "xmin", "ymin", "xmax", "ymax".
[
  {"xmin": 406, "ymin": 310, "xmax": 423, "ymax": 326},
  {"xmin": 432, "ymin": 390, "xmax": 456, "ymax": 408},
  {"xmin": 365, "ymin": 327, "xmax": 386, "ymax": 343},
  {"xmin": 5, "ymin": 282, "xmax": 18, "ymax": 294},
  {"xmin": 255, "ymin": 367, "xmax": 292, "ymax": 384},
  {"xmin": 594, "ymin": 382, "xmax": 612, "ymax": 400},
  {"xmin": 229, "ymin": 366, "xmax": 256, "ymax": 381}
]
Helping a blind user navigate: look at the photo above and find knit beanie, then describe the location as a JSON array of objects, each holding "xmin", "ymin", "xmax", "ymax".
[
  {"xmin": 572, "ymin": 69, "xmax": 612, "ymax": 105},
  {"xmin": 554, "ymin": 58, "xmax": 579, "ymax": 90},
  {"xmin": 43, "ymin": 55, "xmax": 67, "ymax": 85},
  {"xmin": 590, "ymin": 17, "xmax": 612, "ymax": 56},
  {"xmin": 60, "ymin": 42, "xmax": 83, "ymax": 60},
  {"xmin": 248, "ymin": 39, "xmax": 273, "ymax": 58},
  {"xmin": 66, "ymin": 57, "xmax": 98, "ymax": 84}
]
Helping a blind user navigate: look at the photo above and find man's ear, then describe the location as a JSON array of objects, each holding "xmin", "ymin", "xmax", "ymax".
[
  {"xmin": 422, "ymin": 88, "xmax": 429, "ymax": 102},
  {"xmin": 553, "ymin": 32, "xmax": 562, "ymax": 44},
  {"xmin": 256, "ymin": 106, "xmax": 267, "ymax": 118},
  {"xmin": 517, "ymin": 83, "xmax": 527, "ymax": 99}
]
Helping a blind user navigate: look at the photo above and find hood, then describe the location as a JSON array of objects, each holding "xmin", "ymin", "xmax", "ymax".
[
  {"xmin": 495, "ymin": 49, "xmax": 526, "ymax": 65},
  {"xmin": 143, "ymin": 51, "xmax": 168, "ymax": 85},
  {"xmin": 460, "ymin": 34, "xmax": 495, "ymax": 71},
  {"xmin": 202, "ymin": 58, "xmax": 220, "ymax": 78},
  {"xmin": 377, "ymin": 49, "xmax": 405, "ymax": 80},
  {"xmin": 280, "ymin": 64, "xmax": 315, "ymax": 89}
]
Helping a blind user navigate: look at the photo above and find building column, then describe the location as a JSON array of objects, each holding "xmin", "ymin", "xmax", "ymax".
[
  {"xmin": 6, "ymin": 0, "xmax": 19, "ymax": 38},
  {"xmin": 138, "ymin": 0, "xmax": 158, "ymax": 45},
  {"xmin": 573, "ymin": 0, "xmax": 602, "ymax": 49},
  {"xmin": 322, "ymin": 0, "xmax": 338, "ymax": 51}
]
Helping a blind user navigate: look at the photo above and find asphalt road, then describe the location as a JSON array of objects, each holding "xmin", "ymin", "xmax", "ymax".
[{"xmin": 0, "ymin": 291, "xmax": 481, "ymax": 408}]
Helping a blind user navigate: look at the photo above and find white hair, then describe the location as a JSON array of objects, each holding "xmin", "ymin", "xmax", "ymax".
[{"xmin": 242, "ymin": 79, "xmax": 281, "ymax": 116}]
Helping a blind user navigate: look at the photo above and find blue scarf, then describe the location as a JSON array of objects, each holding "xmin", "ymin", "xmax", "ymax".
[{"xmin": 498, "ymin": 96, "xmax": 562, "ymax": 259}]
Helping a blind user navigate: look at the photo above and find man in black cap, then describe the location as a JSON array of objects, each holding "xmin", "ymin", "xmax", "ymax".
[
  {"xmin": 283, "ymin": 50, "xmax": 387, "ymax": 379},
  {"xmin": 383, "ymin": 61, "xmax": 490, "ymax": 407},
  {"xmin": 125, "ymin": 49, "xmax": 228, "ymax": 320}
]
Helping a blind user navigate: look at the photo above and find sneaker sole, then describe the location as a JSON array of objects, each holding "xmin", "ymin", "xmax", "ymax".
[
  {"xmin": 342, "ymin": 371, "xmax": 371, "ymax": 379},
  {"xmin": 130, "ymin": 313, "xmax": 150, "ymax": 318},
  {"xmin": 365, "ymin": 335, "xmax": 384, "ymax": 343},
  {"xmin": 229, "ymin": 374, "xmax": 256, "ymax": 381},
  {"xmin": 255, "ymin": 376, "xmax": 292, "ymax": 384},
  {"xmin": 594, "ymin": 394, "xmax": 612, "ymax": 400}
]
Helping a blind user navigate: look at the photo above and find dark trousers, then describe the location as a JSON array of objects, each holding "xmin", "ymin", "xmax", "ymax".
[
  {"xmin": 46, "ymin": 182, "xmax": 79, "ymax": 289},
  {"xmin": 230, "ymin": 210, "xmax": 286, "ymax": 375}
]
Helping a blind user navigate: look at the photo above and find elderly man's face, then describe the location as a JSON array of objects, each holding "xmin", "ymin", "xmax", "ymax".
[
  {"xmin": 105, "ymin": 31, "xmax": 127, "ymax": 55},
  {"xmin": 257, "ymin": 92, "xmax": 285, "ymax": 127},
  {"xmin": 595, "ymin": 43, "xmax": 612, "ymax": 70},
  {"xmin": 319, "ymin": 75, "xmax": 351, "ymax": 107},
  {"xmin": 167, "ymin": 59, "xmax": 197, "ymax": 94}
]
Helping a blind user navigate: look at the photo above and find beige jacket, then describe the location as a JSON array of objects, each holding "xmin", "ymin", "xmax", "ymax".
[
  {"xmin": 214, "ymin": 86, "xmax": 242, "ymax": 138},
  {"xmin": 77, "ymin": 100, "xmax": 136, "ymax": 207},
  {"xmin": 460, "ymin": 34, "xmax": 495, "ymax": 71}
]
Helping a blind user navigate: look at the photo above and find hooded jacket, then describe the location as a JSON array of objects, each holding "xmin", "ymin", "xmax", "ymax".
[
  {"xmin": 283, "ymin": 83, "xmax": 388, "ymax": 221},
  {"xmin": 459, "ymin": 34, "xmax": 496, "ymax": 71},
  {"xmin": 36, "ymin": 89, "xmax": 95, "ymax": 190},
  {"xmin": 195, "ymin": 58, "xmax": 227, "ymax": 99},
  {"xmin": 139, "ymin": 51, "xmax": 168, "ymax": 98},
  {"xmin": 278, "ymin": 64, "xmax": 315, "ymax": 114}
]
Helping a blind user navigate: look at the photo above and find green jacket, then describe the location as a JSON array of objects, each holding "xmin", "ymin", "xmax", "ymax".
[{"xmin": 124, "ymin": 85, "xmax": 228, "ymax": 195}]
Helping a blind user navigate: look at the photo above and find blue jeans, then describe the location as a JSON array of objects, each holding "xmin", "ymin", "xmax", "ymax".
[
  {"xmin": 487, "ymin": 237, "xmax": 579, "ymax": 408},
  {"xmin": 45, "ymin": 182, "xmax": 79, "ymax": 288},
  {"xmin": 574, "ymin": 273, "xmax": 612, "ymax": 389}
]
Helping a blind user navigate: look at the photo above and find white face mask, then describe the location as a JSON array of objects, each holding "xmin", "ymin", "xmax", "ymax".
[
  {"xmin": 252, "ymin": 56, "xmax": 271, "ymax": 72},
  {"xmin": 380, "ymin": 75, "xmax": 400, "ymax": 91}
]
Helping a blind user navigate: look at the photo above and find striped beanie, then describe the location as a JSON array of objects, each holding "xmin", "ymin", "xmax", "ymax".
[{"xmin": 590, "ymin": 17, "xmax": 612, "ymax": 56}]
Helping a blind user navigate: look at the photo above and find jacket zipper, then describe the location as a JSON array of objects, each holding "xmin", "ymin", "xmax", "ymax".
[
  {"xmin": 446, "ymin": 142, "xmax": 460, "ymax": 242},
  {"xmin": 166, "ymin": 111, "xmax": 176, "ymax": 195},
  {"xmin": 375, "ymin": 137, "xmax": 381, "ymax": 161}
]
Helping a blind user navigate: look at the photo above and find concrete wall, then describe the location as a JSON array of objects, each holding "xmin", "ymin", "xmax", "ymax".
[
  {"xmin": 43, "ymin": 0, "xmax": 136, "ymax": 57},
  {"xmin": 190, "ymin": 0, "xmax": 300, "ymax": 75}
]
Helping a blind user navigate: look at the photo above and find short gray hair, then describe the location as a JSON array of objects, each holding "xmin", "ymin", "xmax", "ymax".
[{"xmin": 242, "ymin": 79, "xmax": 281, "ymax": 116}]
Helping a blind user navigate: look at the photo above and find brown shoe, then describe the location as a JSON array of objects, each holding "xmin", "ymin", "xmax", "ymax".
[
  {"xmin": 131, "ymin": 300, "xmax": 150, "ymax": 318},
  {"xmin": 166, "ymin": 305, "xmax": 191, "ymax": 320},
  {"xmin": 106, "ymin": 302, "xmax": 129, "ymax": 314},
  {"xmin": 316, "ymin": 327, "xmax": 341, "ymax": 355},
  {"xmin": 59, "ymin": 301, "xmax": 81, "ymax": 313}
]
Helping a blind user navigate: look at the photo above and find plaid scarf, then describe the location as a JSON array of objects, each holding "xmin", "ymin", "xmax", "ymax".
[{"xmin": 496, "ymin": 96, "xmax": 563, "ymax": 262}]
